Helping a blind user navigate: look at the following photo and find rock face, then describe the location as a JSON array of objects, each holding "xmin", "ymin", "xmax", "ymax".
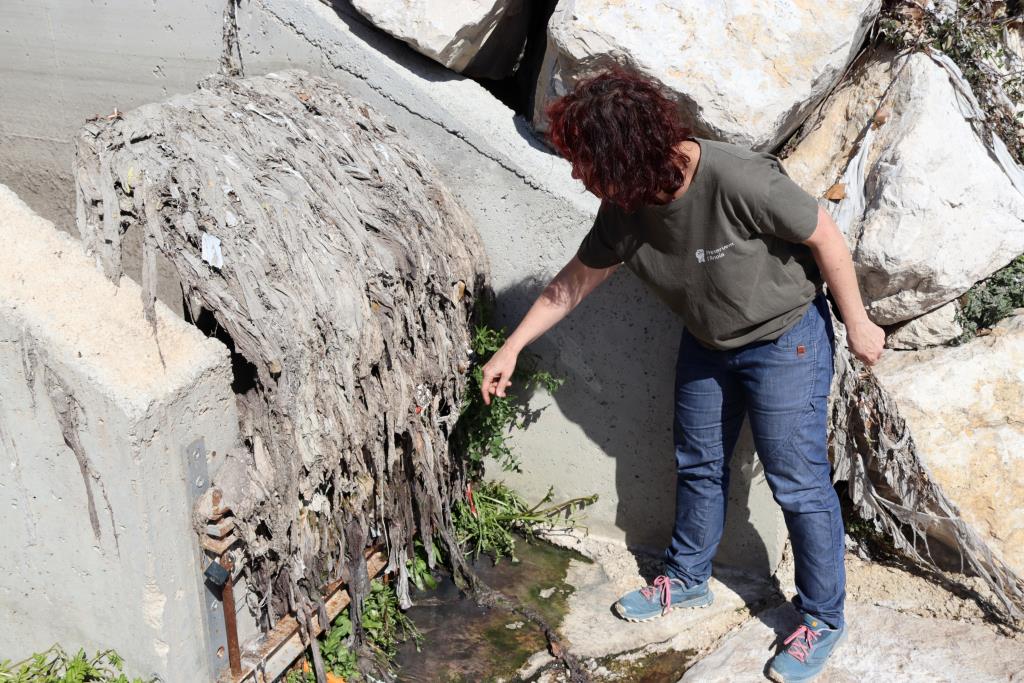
[
  {"xmin": 783, "ymin": 54, "xmax": 896, "ymax": 197},
  {"xmin": 873, "ymin": 314, "xmax": 1024, "ymax": 581},
  {"xmin": 829, "ymin": 313, "xmax": 1024, "ymax": 621},
  {"xmin": 786, "ymin": 52, "xmax": 1024, "ymax": 325},
  {"xmin": 532, "ymin": 0, "xmax": 880, "ymax": 148},
  {"xmin": 680, "ymin": 602, "xmax": 1024, "ymax": 682},
  {"xmin": 349, "ymin": 0, "xmax": 528, "ymax": 79},
  {"xmin": 885, "ymin": 300, "xmax": 963, "ymax": 350}
]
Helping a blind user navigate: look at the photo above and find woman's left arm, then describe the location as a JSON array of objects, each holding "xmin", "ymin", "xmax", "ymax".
[{"xmin": 803, "ymin": 206, "xmax": 886, "ymax": 366}]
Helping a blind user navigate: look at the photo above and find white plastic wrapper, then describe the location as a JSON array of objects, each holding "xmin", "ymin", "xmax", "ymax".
[{"xmin": 201, "ymin": 232, "xmax": 224, "ymax": 270}]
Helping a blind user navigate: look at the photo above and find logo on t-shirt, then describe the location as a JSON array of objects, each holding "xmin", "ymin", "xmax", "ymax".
[{"xmin": 696, "ymin": 242, "xmax": 735, "ymax": 264}]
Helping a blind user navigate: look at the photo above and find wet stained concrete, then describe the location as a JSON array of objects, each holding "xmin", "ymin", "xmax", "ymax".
[{"xmin": 592, "ymin": 647, "xmax": 697, "ymax": 683}]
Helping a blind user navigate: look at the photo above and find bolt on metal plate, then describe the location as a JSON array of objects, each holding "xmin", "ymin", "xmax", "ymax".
[{"xmin": 184, "ymin": 438, "xmax": 229, "ymax": 677}]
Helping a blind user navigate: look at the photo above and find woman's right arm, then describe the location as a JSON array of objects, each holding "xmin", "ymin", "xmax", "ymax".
[{"xmin": 480, "ymin": 255, "xmax": 621, "ymax": 405}]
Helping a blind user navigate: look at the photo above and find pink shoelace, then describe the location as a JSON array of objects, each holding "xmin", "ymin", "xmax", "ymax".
[
  {"xmin": 639, "ymin": 575, "xmax": 683, "ymax": 615},
  {"xmin": 783, "ymin": 624, "xmax": 822, "ymax": 663}
]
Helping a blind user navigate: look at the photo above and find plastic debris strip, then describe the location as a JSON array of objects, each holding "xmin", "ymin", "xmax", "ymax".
[
  {"xmin": 825, "ymin": 124, "xmax": 876, "ymax": 240},
  {"xmin": 201, "ymin": 232, "xmax": 224, "ymax": 270}
]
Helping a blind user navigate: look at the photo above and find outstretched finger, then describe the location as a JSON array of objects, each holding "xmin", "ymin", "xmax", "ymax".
[{"xmin": 481, "ymin": 370, "xmax": 495, "ymax": 405}]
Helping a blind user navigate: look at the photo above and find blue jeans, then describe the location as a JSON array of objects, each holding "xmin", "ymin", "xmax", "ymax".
[{"xmin": 664, "ymin": 293, "xmax": 846, "ymax": 629}]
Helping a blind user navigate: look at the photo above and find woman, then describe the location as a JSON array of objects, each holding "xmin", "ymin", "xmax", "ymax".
[{"xmin": 480, "ymin": 70, "xmax": 884, "ymax": 682}]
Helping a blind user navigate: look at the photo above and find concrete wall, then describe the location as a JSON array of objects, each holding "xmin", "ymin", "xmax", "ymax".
[
  {"xmin": 0, "ymin": 0, "xmax": 786, "ymax": 596},
  {"xmin": 0, "ymin": 185, "xmax": 241, "ymax": 681}
]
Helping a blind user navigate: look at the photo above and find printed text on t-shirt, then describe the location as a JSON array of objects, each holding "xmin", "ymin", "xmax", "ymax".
[{"xmin": 695, "ymin": 242, "xmax": 735, "ymax": 264}]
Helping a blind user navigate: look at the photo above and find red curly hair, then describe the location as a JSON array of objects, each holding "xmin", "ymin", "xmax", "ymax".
[{"xmin": 546, "ymin": 68, "xmax": 693, "ymax": 212}]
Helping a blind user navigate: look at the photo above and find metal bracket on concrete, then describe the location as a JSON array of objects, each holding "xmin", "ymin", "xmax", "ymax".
[{"xmin": 184, "ymin": 437, "xmax": 230, "ymax": 677}]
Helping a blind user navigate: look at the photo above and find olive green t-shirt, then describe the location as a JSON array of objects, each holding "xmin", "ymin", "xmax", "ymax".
[{"xmin": 577, "ymin": 139, "xmax": 822, "ymax": 350}]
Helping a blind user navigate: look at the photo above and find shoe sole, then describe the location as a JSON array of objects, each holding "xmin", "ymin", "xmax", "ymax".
[
  {"xmin": 614, "ymin": 591, "xmax": 714, "ymax": 622},
  {"xmin": 766, "ymin": 629, "xmax": 848, "ymax": 683}
]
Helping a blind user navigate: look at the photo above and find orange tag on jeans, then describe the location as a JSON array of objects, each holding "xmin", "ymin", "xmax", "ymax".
[{"xmin": 797, "ymin": 345, "xmax": 806, "ymax": 356}]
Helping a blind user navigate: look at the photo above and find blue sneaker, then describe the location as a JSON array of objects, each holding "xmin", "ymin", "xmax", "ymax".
[
  {"xmin": 613, "ymin": 576, "xmax": 713, "ymax": 622},
  {"xmin": 767, "ymin": 614, "xmax": 847, "ymax": 682}
]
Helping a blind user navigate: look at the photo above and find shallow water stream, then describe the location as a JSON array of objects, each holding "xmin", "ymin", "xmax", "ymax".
[
  {"xmin": 392, "ymin": 538, "xmax": 698, "ymax": 682},
  {"xmin": 393, "ymin": 539, "xmax": 581, "ymax": 682}
]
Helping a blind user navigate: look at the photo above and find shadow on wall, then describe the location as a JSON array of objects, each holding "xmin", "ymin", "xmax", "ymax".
[
  {"xmin": 324, "ymin": 0, "xmax": 559, "ymax": 154},
  {"xmin": 496, "ymin": 274, "xmax": 774, "ymax": 579}
]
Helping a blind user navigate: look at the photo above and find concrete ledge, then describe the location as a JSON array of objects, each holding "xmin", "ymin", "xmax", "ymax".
[
  {"xmin": 0, "ymin": 184, "xmax": 239, "ymax": 682},
  {"xmin": 0, "ymin": 184, "xmax": 225, "ymax": 416}
]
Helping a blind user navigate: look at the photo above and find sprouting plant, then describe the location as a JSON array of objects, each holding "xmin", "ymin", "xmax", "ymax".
[
  {"xmin": 453, "ymin": 480, "xmax": 597, "ymax": 563},
  {"xmin": 285, "ymin": 607, "xmax": 358, "ymax": 683},
  {"xmin": 955, "ymin": 253, "xmax": 1024, "ymax": 341},
  {"xmin": 0, "ymin": 646, "xmax": 154, "ymax": 683},
  {"xmin": 320, "ymin": 610, "xmax": 360, "ymax": 679},
  {"xmin": 283, "ymin": 664, "xmax": 318, "ymax": 683},
  {"xmin": 454, "ymin": 322, "xmax": 563, "ymax": 475},
  {"xmin": 286, "ymin": 579, "xmax": 421, "ymax": 682},
  {"xmin": 406, "ymin": 539, "xmax": 440, "ymax": 592},
  {"xmin": 361, "ymin": 579, "xmax": 423, "ymax": 660}
]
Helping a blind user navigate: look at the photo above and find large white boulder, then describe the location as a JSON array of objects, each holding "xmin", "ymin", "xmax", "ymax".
[
  {"xmin": 532, "ymin": 0, "xmax": 880, "ymax": 149},
  {"xmin": 349, "ymin": 0, "xmax": 528, "ymax": 79},
  {"xmin": 874, "ymin": 314, "xmax": 1024, "ymax": 581},
  {"xmin": 787, "ymin": 52, "xmax": 1024, "ymax": 325}
]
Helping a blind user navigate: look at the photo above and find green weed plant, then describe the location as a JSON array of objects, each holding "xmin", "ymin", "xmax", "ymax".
[
  {"xmin": 361, "ymin": 580, "xmax": 423, "ymax": 660},
  {"xmin": 407, "ymin": 539, "xmax": 440, "ymax": 592},
  {"xmin": 455, "ymin": 323, "xmax": 562, "ymax": 475},
  {"xmin": 956, "ymin": 253, "xmax": 1024, "ymax": 340},
  {"xmin": 285, "ymin": 579, "xmax": 421, "ymax": 683},
  {"xmin": 0, "ymin": 647, "xmax": 153, "ymax": 683},
  {"xmin": 454, "ymin": 481, "xmax": 597, "ymax": 564}
]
